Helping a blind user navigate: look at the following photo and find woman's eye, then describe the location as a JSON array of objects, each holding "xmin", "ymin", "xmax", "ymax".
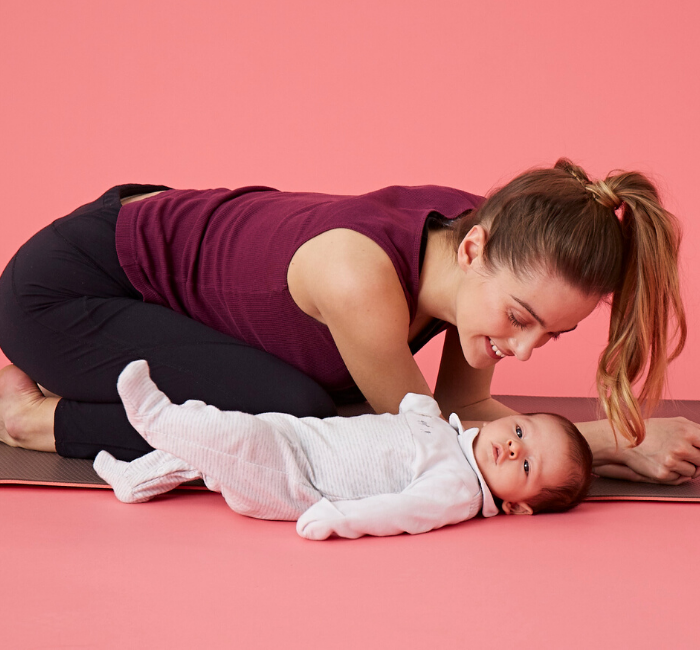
[
  {"xmin": 524, "ymin": 460, "xmax": 530, "ymax": 474},
  {"xmin": 516, "ymin": 425, "xmax": 523, "ymax": 438},
  {"xmin": 508, "ymin": 312, "xmax": 526, "ymax": 330}
]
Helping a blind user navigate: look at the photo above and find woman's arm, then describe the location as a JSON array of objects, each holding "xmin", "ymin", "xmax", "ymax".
[
  {"xmin": 434, "ymin": 328, "xmax": 700, "ymax": 484},
  {"xmin": 577, "ymin": 417, "xmax": 700, "ymax": 484},
  {"xmin": 288, "ymin": 229, "xmax": 434, "ymax": 414},
  {"xmin": 433, "ymin": 326, "xmax": 517, "ymax": 426},
  {"xmin": 291, "ymin": 231, "xmax": 700, "ymax": 484}
]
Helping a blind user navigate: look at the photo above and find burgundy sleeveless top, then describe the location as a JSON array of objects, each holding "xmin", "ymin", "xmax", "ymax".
[{"xmin": 115, "ymin": 185, "xmax": 484, "ymax": 399}]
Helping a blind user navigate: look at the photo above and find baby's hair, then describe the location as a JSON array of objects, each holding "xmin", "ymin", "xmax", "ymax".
[
  {"xmin": 525, "ymin": 413, "xmax": 593, "ymax": 514},
  {"xmin": 451, "ymin": 160, "xmax": 686, "ymax": 446}
]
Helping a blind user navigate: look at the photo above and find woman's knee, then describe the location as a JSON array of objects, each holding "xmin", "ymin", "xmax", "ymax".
[
  {"xmin": 290, "ymin": 386, "xmax": 337, "ymax": 418},
  {"xmin": 262, "ymin": 370, "xmax": 337, "ymax": 418}
]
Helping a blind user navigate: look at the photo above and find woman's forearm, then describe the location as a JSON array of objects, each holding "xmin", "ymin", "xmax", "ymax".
[
  {"xmin": 573, "ymin": 419, "xmax": 626, "ymax": 467},
  {"xmin": 453, "ymin": 397, "xmax": 519, "ymax": 430},
  {"xmin": 456, "ymin": 398, "xmax": 626, "ymax": 468}
]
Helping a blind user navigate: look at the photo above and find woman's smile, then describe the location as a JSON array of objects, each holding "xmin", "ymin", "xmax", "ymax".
[
  {"xmin": 484, "ymin": 337, "xmax": 505, "ymax": 361},
  {"xmin": 489, "ymin": 337, "xmax": 506, "ymax": 358}
]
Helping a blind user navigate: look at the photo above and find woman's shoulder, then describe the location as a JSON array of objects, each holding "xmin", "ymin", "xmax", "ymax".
[{"xmin": 288, "ymin": 229, "xmax": 404, "ymax": 325}]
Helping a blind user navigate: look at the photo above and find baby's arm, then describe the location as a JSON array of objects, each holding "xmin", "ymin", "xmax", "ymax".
[
  {"xmin": 296, "ymin": 472, "xmax": 477, "ymax": 540},
  {"xmin": 94, "ymin": 449, "xmax": 204, "ymax": 503}
]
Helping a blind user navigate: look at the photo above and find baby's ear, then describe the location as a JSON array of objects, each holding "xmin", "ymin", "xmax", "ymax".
[{"xmin": 502, "ymin": 501, "xmax": 533, "ymax": 516}]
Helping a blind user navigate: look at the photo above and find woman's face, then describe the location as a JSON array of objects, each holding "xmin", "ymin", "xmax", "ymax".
[{"xmin": 454, "ymin": 227, "xmax": 601, "ymax": 370}]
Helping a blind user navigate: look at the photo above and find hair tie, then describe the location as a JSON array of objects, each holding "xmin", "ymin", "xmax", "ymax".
[
  {"xmin": 586, "ymin": 181, "xmax": 623, "ymax": 211},
  {"xmin": 565, "ymin": 166, "xmax": 623, "ymax": 213}
]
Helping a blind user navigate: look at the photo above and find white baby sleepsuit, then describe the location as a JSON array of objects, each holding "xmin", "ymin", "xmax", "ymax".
[{"xmin": 95, "ymin": 360, "xmax": 499, "ymax": 540}]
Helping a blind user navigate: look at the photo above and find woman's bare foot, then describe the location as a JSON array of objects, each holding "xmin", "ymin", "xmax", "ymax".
[{"xmin": 0, "ymin": 365, "xmax": 58, "ymax": 452}]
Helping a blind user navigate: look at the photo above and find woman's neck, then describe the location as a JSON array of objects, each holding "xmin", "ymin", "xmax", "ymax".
[{"xmin": 415, "ymin": 229, "xmax": 461, "ymax": 325}]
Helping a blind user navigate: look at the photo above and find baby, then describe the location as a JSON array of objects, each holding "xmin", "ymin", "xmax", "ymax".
[{"xmin": 95, "ymin": 360, "xmax": 593, "ymax": 540}]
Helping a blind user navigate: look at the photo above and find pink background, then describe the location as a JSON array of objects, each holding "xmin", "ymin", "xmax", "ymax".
[
  {"xmin": 2, "ymin": 486, "xmax": 700, "ymax": 649},
  {"xmin": 1, "ymin": 0, "xmax": 698, "ymax": 399},
  {"xmin": 2, "ymin": 3, "xmax": 700, "ymax": 648}
]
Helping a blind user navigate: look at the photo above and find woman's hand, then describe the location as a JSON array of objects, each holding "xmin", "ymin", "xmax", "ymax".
[{"xmin": 593, "ymin": 417, "xmax": 700, "ymax": 484}]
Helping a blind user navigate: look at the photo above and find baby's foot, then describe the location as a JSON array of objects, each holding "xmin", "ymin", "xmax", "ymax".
[
  {"xmin": 94, "ymin": 451, "xmax": 149, "ymax": 503},
  {"xmin": 0, "ymin": 365, "xmax": 57, "ymax": 452},
  {"xmin": 117, "ymin": 360, "xmax": 173, "ymax": 437},
  {"xmin": 94, "ymin": 449, "xmax": 202, "ymax": 503}
]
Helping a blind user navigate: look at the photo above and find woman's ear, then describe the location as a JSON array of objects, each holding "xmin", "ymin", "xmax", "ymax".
[
  {"xmin": 457, "ymin": 225, "xmax": 487, "ymax": 272},
  {"xmin": 502, "ymin": 501, "xmax": 534, "ymax": 516}
]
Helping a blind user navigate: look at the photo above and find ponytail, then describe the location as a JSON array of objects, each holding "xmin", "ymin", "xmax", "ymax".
[{"xmin": 591, "ymin": 170, "xmax": 686, "ymax": 444}]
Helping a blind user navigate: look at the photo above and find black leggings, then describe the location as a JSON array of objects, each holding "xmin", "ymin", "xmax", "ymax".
[{"xmin": 0, "ymin": 185, "xmax": 337, "ymax": 460}]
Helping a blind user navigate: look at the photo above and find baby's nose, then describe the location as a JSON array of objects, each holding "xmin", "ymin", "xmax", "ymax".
[{"xmin": 507, "ymin": 439, "xmax": 521, "ymax": 458}]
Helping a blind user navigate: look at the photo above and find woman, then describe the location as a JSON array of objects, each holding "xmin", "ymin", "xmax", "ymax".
[{"xmin": 0, "ymin": 159, "xmax": 697, "ymax": 483}]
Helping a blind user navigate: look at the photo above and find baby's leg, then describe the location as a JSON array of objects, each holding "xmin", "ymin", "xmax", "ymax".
[
  {"xmin": 117, "ymin": 360, "xmax": 321, "ymax": 520},
  {"xmin": 116, "ymin": 360, "xmax": 175, "ymax": 434},
  {"xmin": 94, "ymin": 449, "xmax": 202, "ymax": 503}
]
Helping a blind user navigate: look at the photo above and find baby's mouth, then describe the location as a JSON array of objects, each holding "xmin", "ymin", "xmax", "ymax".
[{"xmin": 492, "ymin": 443, "xmax": 501, "ymax": 464}]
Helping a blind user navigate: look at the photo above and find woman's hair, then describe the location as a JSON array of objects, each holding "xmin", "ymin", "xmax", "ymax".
[
  {"xmin": 452, "ymin": 159, "xmax": 686, "ymax": 445},
  {"xmin": 526, "ymin": 413, "xmax": 593, "ymax": 514}
]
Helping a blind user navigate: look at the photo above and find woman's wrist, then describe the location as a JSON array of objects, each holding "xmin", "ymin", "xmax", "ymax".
[
  {"xmin": 575, "ymin": 419, "xmax": 628, "ymax": 466},
  {"xmin": 451, "ymin": 396, "xmax": 518, "ymax": 427}
]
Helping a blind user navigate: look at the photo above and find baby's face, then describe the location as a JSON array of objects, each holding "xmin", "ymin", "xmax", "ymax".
[{"xmin": 473, "ymin": 414, "xmax": 571, "ymax": 514}]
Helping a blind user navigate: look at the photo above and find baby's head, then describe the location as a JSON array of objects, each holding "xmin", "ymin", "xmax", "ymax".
[{"xmin": 473, "ymin": 413, "xmax": 592, "ymax": 515}]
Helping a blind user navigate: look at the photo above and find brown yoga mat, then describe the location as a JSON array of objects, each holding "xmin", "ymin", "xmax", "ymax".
[
  {"xmin": 0, "ymin": 444, "xmax": 206, "ymax": 489},
  {"xmin": 499, "ymin": 395, "xmax": 700, "ymax": 501},
  {"xmin": 1, "ymin": 396, "xmax": 699, "ymax": 500}
]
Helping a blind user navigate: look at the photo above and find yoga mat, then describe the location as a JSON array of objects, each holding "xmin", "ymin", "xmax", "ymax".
[
  {"xmin": 495, "ymin": 395, "xmax": 700, "ymax": 501},
  {"xmin": 0, "ymin": 445, "xmax": 205, "ymax": 489},
  {"xmin": 1, "ymin": 396, "xmax": 699, "ymax": 500}
]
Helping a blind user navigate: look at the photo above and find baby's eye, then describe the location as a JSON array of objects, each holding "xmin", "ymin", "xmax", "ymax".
[
  {"xmin": 516, "ymin": 425, "xmax": 523, "ymax": 438},
  {"xmin": 524, "ymin": 459, "xmax": 530, "ymax": 474}
]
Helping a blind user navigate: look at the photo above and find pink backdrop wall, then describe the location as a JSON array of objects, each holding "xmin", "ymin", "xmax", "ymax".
[{"xmin": 1, "ymin": 0, "xmax": 698, "ymax": 399}]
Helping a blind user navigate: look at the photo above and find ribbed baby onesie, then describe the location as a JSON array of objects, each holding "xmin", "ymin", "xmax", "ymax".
[{"xmin": 95, "ymin": 360, "xmax": 499, "ymax": 539}]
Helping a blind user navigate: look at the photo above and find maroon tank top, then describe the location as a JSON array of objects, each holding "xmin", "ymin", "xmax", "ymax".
[{"xmin": 115, "ymin": 185, "xmax": 484, "ymax": 399}]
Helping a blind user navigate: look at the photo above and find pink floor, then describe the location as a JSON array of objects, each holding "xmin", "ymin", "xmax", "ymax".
[{"xmin": 1, "ymin": 486, "xmax": 697, "ymax": 649}]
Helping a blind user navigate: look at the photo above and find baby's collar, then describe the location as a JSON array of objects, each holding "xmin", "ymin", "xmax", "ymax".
[{"xmin": 449, "ymin": 413, "xmax": 499, "ymax": 517}]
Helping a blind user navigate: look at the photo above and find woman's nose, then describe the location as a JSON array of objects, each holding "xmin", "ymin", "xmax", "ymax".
[
  {"xmin": 511, "ymin": 331, "xmax": 550, "ymax": 362},
  {"xmin": 511, "ymin": 336, "xmax": 536, "ymax": 362}
]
